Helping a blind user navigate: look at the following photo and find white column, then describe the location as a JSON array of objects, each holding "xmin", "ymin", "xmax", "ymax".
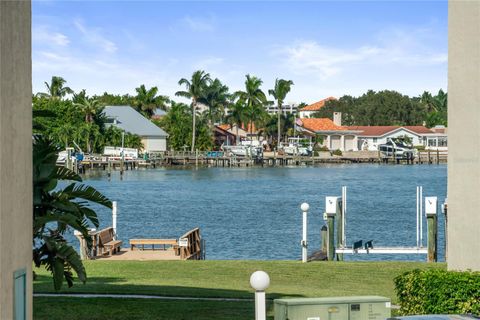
[{"xmin": 255, "ymin": 291, "xmax": 266, "ymax": 320}]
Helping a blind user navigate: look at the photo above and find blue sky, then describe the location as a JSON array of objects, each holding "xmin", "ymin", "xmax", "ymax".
[{"xmin": 33, "ymin": 1, "xmax": 448, "ymax": 104}]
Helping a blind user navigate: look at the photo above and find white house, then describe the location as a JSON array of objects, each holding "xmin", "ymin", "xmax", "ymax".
[
  {"xmin": 348, "ymin": 125, "xmax": 448, "ymax": 151},
  {"xmin": 296, "ymin": 112, "xmax": 448, "ymax": 151},
  {"xmin": 296, "ymin": 113, "xmax": 362, "ymax": 151},
  {"xmin": 103, "ymin": 106, "xmax": 169, "ymax": 152},
  {"xmin": 298, "ymin": 97, "xmax": 336, "ymax": 118}
]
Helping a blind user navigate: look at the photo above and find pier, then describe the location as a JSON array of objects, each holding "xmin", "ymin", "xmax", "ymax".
[{"xmin": 72, "ymin": 149, "xmax": 448, "ymax": 173}]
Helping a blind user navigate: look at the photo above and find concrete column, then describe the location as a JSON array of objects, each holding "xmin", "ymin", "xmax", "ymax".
[
  {"xmin": 447, "ymin": 0, "xmax": 480, "ymax": 271},
  {"xmin": 340, "ymin": 135, "xmax": 345, "ymax": 152},
  {"xmin": 0, "ymin": 1, "xmax": 32, "ymax": 319}
]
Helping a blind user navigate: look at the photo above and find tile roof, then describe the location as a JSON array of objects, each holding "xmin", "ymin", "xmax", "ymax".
[
  {"xmin": 301, "ymin": 97, "xmax": 337, "ymax": 111},
  {"xmin": 347, "ymin": 125, "xmax": 434, "ymax": 136},
  {"xmin": 217, "ymin": 124, "xmax": 231, "ymax": 131},
  {"xmin": 299, "ymin": 118, "xmax": 347, "ymax": 132},
  {"xmin": 104, "ymin": 106, "xmax": 168, "ymax": 137}
]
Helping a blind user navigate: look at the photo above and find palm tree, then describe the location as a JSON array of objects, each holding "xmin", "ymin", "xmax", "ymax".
[
  {"xmin": 202, "ymin": 78, "xmax": 230, "ymax": 128},
  {"xmin": 74, "ymin": 97, "xmax": 102, "ymax": 124},
  {"xmin": 134, "ymin": 85, "xmax": 169, "ymax": 118},
  {"xmin": 234, "ymin": 75, "xmax": 268, "ymax": 140},
  {"xmin": 268, "ymin": 78, "xmax": 294, "ymax": 145},
  {"xmin": 226, "ymin": 101, "xmax": 247, "ymax": 144},
  {"xmin": 33, "ymin": 136, "xmax": 112, "ymax": 290},
  {"xmin": 38, "ymin": 76, "xmax": 73, "ymax": 100},
  {"xmin": 175, "ymin": 70, "xmax": 212, "ymax": 152}
]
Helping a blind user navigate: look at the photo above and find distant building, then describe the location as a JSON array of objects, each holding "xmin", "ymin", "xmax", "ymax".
[
  {"xmin": 296, "ymin": 112, "xmax": 447, "ymax": 151},
  {"xmin": 104, "ymin": 106, "xmax": 169, "ymax": 152},
  {"xmin": 266, "ymin": 103, "xmax": 298, "ymax": 115},
  {"xmin": 298, "ymin": 97, "xmax": 336, "ymax": 118}
]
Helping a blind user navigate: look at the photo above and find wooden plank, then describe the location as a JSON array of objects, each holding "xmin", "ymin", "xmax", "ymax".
[{"xmin": 129, "ymin": 239, "xmax": 177, "ymax": 245}]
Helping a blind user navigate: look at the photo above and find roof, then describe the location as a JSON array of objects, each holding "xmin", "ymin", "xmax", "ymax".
[
  {"xmin": 217, "ymin": 124, "xmax": 231, "ymax": 131},
  {"xmin": 347, "ymin": 125, "xmax": 434, "ymax": 137},
  {"xmin": 299, "ymin": 118, "xmax": 347, "ymax": 132},
  {"xmin": 103, "ymin": 106, "xmax": 168, "ymax": 137},
  {"xmin": 300, "ymin": 97, "xmax": 336, "ymax": 111}
]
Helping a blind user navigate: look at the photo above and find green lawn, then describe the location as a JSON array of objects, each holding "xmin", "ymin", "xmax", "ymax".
[{"xmin": 34, "ymin": 260, "xmax": 445, "ymax": 319}]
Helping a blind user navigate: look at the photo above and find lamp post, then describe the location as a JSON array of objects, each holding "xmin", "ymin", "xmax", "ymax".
[
  {"xmin": 301, "ymin": 202, "xmax": 309, "ymax": 263},
  {"xmin": 250, "ymin": 271, "xmax": 270, "ymax": 320}
]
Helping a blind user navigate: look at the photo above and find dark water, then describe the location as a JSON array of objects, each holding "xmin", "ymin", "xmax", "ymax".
[{"xmin": 77, "ymin": 164, "xmax": 447, "ymax": 261}]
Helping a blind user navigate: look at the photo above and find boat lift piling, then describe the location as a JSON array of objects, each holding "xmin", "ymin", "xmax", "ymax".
[{"xmin": 325, "ymin": 186, "xmax": 439, "ymax": 262}]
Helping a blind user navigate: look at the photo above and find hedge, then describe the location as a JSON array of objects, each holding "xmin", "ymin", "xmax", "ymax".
[{"xmin": 394, "ymin": 269, "xmax": 480, "ymax": 316}]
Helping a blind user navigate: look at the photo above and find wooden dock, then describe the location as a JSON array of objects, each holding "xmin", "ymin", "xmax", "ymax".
[{"xmin": 72, "ymin": 149, "xmax": 447, "ymax": 173}]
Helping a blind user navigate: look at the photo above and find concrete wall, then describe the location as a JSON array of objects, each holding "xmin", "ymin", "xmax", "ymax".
[
  {"xmin": 447, "ymin": 0, "xmax": 480, "ymax": 270},
  {"xmin": 142, "ymin": 137, "xmax": 167, "ymax": 152},
  {"xmin": 0, "ymin": 1, "xmax": 32, "ymax": 318}
]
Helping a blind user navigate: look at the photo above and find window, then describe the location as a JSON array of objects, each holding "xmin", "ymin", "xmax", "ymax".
[
  {"xmin": 438, "ymin": 137, "xmax": 448, "ymax": 147},
  {"xmin": 428, "ymin": 138, "xmax": 437, "ymax": 147},
  {"xmin": 373, "ymin": 138, "xmax": 377, "ymax": 143}
]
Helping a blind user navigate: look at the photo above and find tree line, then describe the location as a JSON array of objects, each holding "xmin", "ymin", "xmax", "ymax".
[
  {"xmin": 33, "ymin": 74, "xmax": 447, "ymax": 153},
  {"xmin": 313, "ymin": 89, "xmax": 447, "ymax": 127}
]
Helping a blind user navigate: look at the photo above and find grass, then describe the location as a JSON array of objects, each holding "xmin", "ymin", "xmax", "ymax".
[{"xmin": 33, "ymin": 260, "xmax": 445, "ymax": 319}]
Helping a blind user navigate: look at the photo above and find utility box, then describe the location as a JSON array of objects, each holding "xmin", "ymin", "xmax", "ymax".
[{"xmin": 274, "ymin": 296, "xmax": 391, "ymax": 320}]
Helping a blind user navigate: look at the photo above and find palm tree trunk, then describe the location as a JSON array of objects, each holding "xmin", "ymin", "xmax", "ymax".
[
  {"xmin": 236, "ymin": 126, "xmax": 239, "ymax": 145},
  {"xmin": 191, "ymin": 101, "xmax": 196, "ymax": 152},
  {"xmin": 277, "ymin": 103, "xmax": 281, "ymax": 146}
]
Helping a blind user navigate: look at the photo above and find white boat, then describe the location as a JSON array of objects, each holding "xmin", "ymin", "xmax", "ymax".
[
  {"xmin": 221, "ymin": 141, "xmax": 263, "ymax": 158},
  {"xmin": 379, "ymin": 138, "xmax": 417, "ymax": 159},
  {"xmin": 279, "ymin": 137, "xmax": 312, "ymax": 156}
]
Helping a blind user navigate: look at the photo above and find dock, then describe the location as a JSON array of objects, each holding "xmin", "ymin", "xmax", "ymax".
[{"xmin": 70, "ymin": 150, "xmax": 448, "ymax": 173}]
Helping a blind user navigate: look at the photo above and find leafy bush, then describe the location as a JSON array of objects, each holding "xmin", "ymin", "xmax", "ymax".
[
  {"xmin": 314, "ymin": 146, "xmax": 329, "ymax": 152},
  {"xmin": 332, "ymin": 149, "xmax": 343, "ymax": 156},
  {"xmin": 394, "ymin": 269, "xmax": 480, "ymax": 316},
  {"xmin": 415, "ymin": 145, "xmax": 426, "ymax": 151}
]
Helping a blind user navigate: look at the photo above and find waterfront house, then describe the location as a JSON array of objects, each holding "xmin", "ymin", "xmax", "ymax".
[
  {"xmin": 348, "ymin": 125, "xmax": 448, "ymax": 151},
  {"xmin": 296, "ymin": 113, "xmax": 362, "ymax": 151},
  {"xmin": 298, "ymin": 97, "xmax": 336, "ymax": 118},
  {"xmin": 296, "ymin": 112, "xmax": 448, "ymax": 151},
  {"xmin": 104, "ymin": 106, "xmax": 169, "ymax": 152}
]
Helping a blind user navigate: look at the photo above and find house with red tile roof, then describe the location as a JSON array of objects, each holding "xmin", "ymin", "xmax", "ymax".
[
  {"xmin": 296, "ymin": 113, "xmax": 363, "ymax": 151},
  {"xmin": 299, "ymin": 97, "xmax": 337, "ymax": 118},
  {"xmin": 296, "ymin": 112, "xmax": 448, "ymax": 151}
]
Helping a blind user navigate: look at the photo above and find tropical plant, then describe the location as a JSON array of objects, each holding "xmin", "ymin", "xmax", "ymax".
[
  {"xmin": 37, "ymin": 76, "xmax": 74, "ymax": 100},
  {"xmin": 134, "ymin": 85, "xmax": 169, "ymax": 118},
  {"xmin": 226, "ymin": 101, "xmax": 247, "ymax": 144},
  {"xmin": 268, "ymin": 78, "xmax": 294, "ymax": 144},
  {"xmin": 33, "ymin": 136, "xmax": 112, "ymax": 290},
  {"xmin": 234, "ymin": 75, "xmax": 268, "ymax": 139},
  {"xmin": 202, "ymin": 78, "xmax": 230, "ymax": 127},
  {"xmin": 74, "ymin": 97, "xmax": 103, "ymax": 124},
  {"xmin": 175, "ymin": 70, "xmax": 212, "ymax": 152}
]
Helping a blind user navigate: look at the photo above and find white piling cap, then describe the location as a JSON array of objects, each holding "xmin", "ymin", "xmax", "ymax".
[
  {"xmin": 301, "ymin": 202, "xmax": 310, "ymax": 212},
  {"xmin": 250, "ymin": 271, "xmax": 270, "ymax": 291}
]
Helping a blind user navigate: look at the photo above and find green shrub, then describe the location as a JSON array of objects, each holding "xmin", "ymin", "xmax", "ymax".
[
  {"xmin": 314, "ymin": 145, "xmax": 329, "ymax": 152},
  {"xmin": 332, "ymin": 149, "xmax": 343, "ymax": 156},
  {"xmin": 394, "ymin": 269, "xmax": 480, "ymax": 316},
  {"xmin": 415, "ymin": 145, "xmax": 426, "ymax": 151}
]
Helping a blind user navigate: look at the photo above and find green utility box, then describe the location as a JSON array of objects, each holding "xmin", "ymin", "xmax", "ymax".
[{"xmin": 274, "ymin": 296, "xmax": 391, "ymax": 320}]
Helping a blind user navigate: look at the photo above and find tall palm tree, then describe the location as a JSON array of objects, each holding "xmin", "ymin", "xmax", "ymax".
[
  {"xmin": 268, "ymin": 78, "xmax": 294, "ymax": 145},
  {"xmin": 234, "ymin": 75, "xmax": 268, "ymax": 140},
  {"xmin": 134, "ymin": 85, "xmax": 169, "ymax": 118},
  {"xmin": 226, "ymin": 101, "xmax": 247, "ymax": 144},
  {"xmin": 38, "ymin": 76, "xmax": 73, "ymax": 100},
  {"xmin": 175, "ymin": 70, "xmax": 212, "ymax": 152},
  {"xmin": 202, "ymin": 78, "xmax": 230, "ymax": 128}
]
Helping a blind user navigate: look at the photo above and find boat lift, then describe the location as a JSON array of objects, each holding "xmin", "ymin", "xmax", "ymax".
[{"xmin": 325, "ymin": 186, "xmax": 439, "ymax": 262}]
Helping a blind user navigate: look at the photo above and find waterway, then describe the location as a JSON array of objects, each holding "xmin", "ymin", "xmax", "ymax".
[{"xmin": 79, "ymin": 164, "xmax": 447, "ymax": 261}]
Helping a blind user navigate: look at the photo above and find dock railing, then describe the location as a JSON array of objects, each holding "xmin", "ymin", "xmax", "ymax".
[{"xmin": 178, "ymin": 227, "xmax": 203, "ymax": 260}]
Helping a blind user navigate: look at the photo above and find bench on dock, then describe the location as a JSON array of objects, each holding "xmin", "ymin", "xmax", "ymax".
[
  {"xmin": 130, "ymin": 239, "xmax": 178, "ymax": 251},
  {"xmin": 98, "ymin": 227, "xmax": 123, "ymax": 256}
]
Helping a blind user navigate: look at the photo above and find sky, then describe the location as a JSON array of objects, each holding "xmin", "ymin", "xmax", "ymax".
[{"xmin": 32, "ymin": 1, "xmax": 448, "ymax": 104}]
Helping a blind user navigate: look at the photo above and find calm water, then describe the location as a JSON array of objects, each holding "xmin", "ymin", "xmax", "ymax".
[{"xmin": 77, "ymin": 164, "xmax": 447, "ymax": 261}]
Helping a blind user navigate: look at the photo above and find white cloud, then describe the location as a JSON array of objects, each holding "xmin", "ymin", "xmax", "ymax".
[
  {"xmin": 279, "ymin": 28, "xmax": 447, "ymax": 80},
  {"xmin": 33, "ymin": 26, "xmax": 70, "ymax": 46},
  {"xmin": 73, "ymin": 19, "xmax": 117, "ymax": 53},
  {"xmin": 181, "ymin": 15, "xmax": 215, "ymax": 32}
]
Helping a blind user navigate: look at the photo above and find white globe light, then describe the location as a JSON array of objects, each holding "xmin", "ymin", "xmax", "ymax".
[
  {"xmin": 250, "ymin": 271, "xmax": 270, "ymax": 291},
  {"xmin": 301, "ymin": 202, "xmax": 310, "ymax": 212}
]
